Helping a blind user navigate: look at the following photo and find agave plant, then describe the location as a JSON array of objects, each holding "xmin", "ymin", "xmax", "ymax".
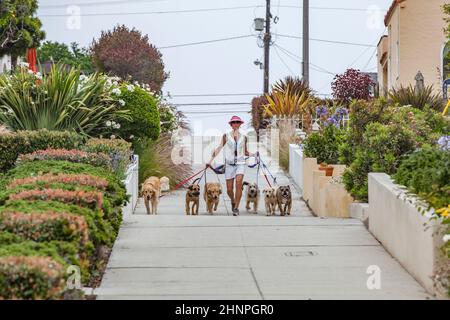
[
  {"xmin": 0, "ymin": 64, "xmax": 130, "ymax": 135},
  {"xmin": 264, "ymin": 86, "xmax": 312, "ymax": 118},
  {"xmin": 388, "ymin": 85, "xmax": 445, "ymax": 111}
]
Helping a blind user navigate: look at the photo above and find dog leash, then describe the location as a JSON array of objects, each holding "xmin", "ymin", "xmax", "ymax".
[{"xmin": 159, "ymin": 168, "xmax": 207, "ymax": 198}]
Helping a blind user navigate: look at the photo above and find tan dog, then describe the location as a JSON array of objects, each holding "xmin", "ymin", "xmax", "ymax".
[
  {"xmin": 243, "ymin": 182, "xmax": 259, "ymax": 213},
  {"xmin": 276, "ymin": 185, "xmax": 292, "ymax": 216},
  {"xmin": 203, "ymin": 183, "xmax": 222, "ymax": 214},
  {"xmin": 186, "ymin": 183, "xmax": 201, "ymax": 215},
  {"xmin": 263, "ymin": 187, "xmax": 277, "ymax": 216},
  {"xmin": 141, "ymin": 177, "xmax": 161, "ymax": 215}
]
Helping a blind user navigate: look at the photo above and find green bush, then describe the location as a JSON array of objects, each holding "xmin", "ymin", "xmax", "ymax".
[
  {"xmin": 339, "ymin": 99, "xmax": 393, "ymax": 166},
  {"xmin": 0, "ymin": 129, "xmax": 85, "ymax": 173},
  {"xmin": 117, "ymin": 84, "xmax": 161, "ymax": 141},
  {"xmin": 0, "ymin": 200, "xmax": 114, "ymax": 247},
  {"xmin": 342, "ymin": 122, "xmax": 416, "ymax": 202},
  {"xmin": 393, "ymin": 147, "xmax": 450, "ymax": 211},
  {"xmin": 302, "ymin": 125, "xmax": 345, "ymax": 164},
  {"xmin": 0, "ymin": 256, "xmax": 66, "ymax": 300},
  {"xmin": 390, "ymin": 106, "xmax": 450, "ymax": 146}
]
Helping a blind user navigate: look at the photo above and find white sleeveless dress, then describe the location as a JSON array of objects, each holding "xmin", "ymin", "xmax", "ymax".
[{"xmin": 224, "ymin": 130, "xmax": 246, "ymax": 180}]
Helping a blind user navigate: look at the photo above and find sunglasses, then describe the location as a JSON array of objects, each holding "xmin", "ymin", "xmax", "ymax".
[{"xmin": 230, "ymin": 121, "xmax": 242, "ymax": 124}]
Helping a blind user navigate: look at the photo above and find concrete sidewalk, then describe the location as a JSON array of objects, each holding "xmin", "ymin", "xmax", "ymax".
[{"xmin": 97, "ymin": 161, "xmax": 432, "ymax": 300}]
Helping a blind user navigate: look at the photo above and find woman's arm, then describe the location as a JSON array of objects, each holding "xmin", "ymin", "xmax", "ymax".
[
  {"xmin": 206, "ymin": 134, "xmax": 226, "ymax": 167},
  {"xmin": 244, "ymin": 136, "xmax": 254, "ymax": 157}
]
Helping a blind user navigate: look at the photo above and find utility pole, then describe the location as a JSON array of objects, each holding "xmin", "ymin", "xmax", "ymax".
[
  {"xmin": 302, "ymin": 0, "xmax": 309, "ymax": 85},
  {"xmin": 263, "ymin": 0, "xmax": 271, "ymax": 94}
]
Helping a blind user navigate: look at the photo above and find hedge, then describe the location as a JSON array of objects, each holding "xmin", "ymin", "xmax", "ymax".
[
  {"xmin": 83, "ymin": 138, "xmax": 133, "ymax": 179},
  {"xmin": 0, "ymin": 211, "xmax": 92, "ymax": 257},
  {"xmin": 0, "ymin": 130, "xmax": 85, "ymax": 173},
  {"xmin": 17, "ymin": 149, "xmax": 112, "ymax": 171},
  {"xmin": 0, "ymin": 256, "xmax": 66, "ymax": 300},
  {"xmin": 0, "ymin": 160, "xmax": 128, "ymax": 231},
  {"xmin": 118, "ymin": 85, "xmax": 161, "ymax": 142},
  {"xmin": 0, "ymin": 200, "xmax": 115, "ymax": 247}
]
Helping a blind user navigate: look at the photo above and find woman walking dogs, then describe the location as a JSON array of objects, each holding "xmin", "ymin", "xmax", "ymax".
[{"xmin": 206, "ymin": 116, "xmax": 255, "ymax": 216}]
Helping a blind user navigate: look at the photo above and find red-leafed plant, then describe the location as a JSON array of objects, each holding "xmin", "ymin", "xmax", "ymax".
[
  {"xmin": 91, "ymin": 25, "xmax": 168, "ymax": 93},
  {"xmin": 10, "ymin": 189, "xmax": 104, "ymax": 211},
  {"xmin": 7, "ymin": 174, "xmax": 109, "ymax": 190},
  {"xmin": 331, "ymin": 69, "xmax": 375, "ymax": 104}
]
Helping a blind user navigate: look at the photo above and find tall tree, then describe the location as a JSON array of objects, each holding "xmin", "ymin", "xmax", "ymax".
[
  {"xmin": 91, "ymin": 25, "xmax": 168, "ymax": 93},
  {"xmin": 0, "ymin": 0, "xmax": 45, "ymax": 66},
  {"xmin": 38, "ymin": 41, "xmax": 94, "ymax": 73}
]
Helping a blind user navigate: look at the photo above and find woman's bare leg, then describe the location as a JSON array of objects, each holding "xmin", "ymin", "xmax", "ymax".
[
  {"xmin": 234, "ymin": 174, "xmax": 244, "ymax": 210},
  {"xmin": 226, "ymin": 178, "xmax": 235, "ymax": 207}
]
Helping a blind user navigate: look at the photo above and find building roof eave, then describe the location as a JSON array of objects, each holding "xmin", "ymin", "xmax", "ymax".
[{"xmin": 384, "ymin": 0, "xmax": 407, "ymax": 26}]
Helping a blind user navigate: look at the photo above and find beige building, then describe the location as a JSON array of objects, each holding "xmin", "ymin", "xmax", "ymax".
[{"xmin": 377, "ymin": 0, "xmax": 449, "ymax": 96}]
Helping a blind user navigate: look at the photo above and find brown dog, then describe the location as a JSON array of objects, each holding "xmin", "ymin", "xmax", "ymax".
[
  {"xmin": 203, "ymin": 183, "xmax": 222, "ymax": 214},
  {"xmin": 276, "ymin": 185, "xmax": 292, "ymax": 216},
  {"xmin": 243, "ymin": 182, "xmax": 259, "ymax": 213},
  {"xmin": 186, "ymin": 183, "xmax": 201, "ymax": 215},
  {"xmin": 141, "ymin": 177, "xmax": 161, "ymax": 215},
  {"xmin": 263, "ymin": 187, "xmax": 277, "ymax": 216}
]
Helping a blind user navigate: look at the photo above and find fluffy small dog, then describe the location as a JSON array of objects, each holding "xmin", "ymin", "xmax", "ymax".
[
  {"xmin": 186, "ymin": 183, "xmax": 201, "ymax": 215},
  {"xmin": 276, "ymin": 185, "xmax": 292, "ymax": 216},
  {"xmin": 141, "ymin": 177, "xmax": 161, "ymax": 215},
  {"xmin": 203, "ymin": 182, "xmax": 222, "ymax": 214},
  {"xmin": 243, "ymin": 182, "xmax": 259, "ymax": 213},
  {"xmin": 263, "ymin": 187, "xmax": 277, "ymax": 216}
]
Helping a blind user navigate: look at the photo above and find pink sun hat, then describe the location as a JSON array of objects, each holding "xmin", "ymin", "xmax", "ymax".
[{"xmin": 228, "ymin": 115, "xmax": 244, "ymax": 125}]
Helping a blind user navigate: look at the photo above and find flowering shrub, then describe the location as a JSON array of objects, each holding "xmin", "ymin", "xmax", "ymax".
[
  {"xmin": 438, "ymin": 136, "xmax": 450, "ymax": 151},
  {"xmin": 0, "ymin": 211, "xmax": 91, "ymax": 254},
  {"xmin": 10, "ymin": 189, "xmax": 104, "ymax": 211},
  {"xmin": 331, "ymin": 69, "xmax": 375, "ymax": 104},
  {"xmin": 115, "ymin": 83, "xmax": 161, "ymax": 142},
  {"xmin": 0, "ymin": 256, "xmax": 66, "ymax": 300},
  {"xmin": 7, "ymin": 173, "xmax": 109, "ymax": 190},
  {"xmin": 17, "ymin": 149, "xmax": 112, "ymax": 170}
]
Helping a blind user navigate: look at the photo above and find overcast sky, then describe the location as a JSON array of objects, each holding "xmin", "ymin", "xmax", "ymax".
[{"xmin": 36, "ymin": 0, "xmax": 392, "ymax": 135}]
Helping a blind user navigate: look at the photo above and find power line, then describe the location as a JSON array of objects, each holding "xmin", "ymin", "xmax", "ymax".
[
  {"xmin": 274, "ymin": 46, "xmax": 296, "ymax": 76},
  {"xmin": 170, "ymin": 93, "xmax": 260, "ymax": 97},
  {"xmin": 157, "ymin": 35, "xmax": 255, "ymax": 49},
  {"xmin": 274, "ymin": 44, "xmax": 336, "ymax": 75},
  {"xmin": 174, "ymin": 102, "xmax": 251, "ymax": 107},
  {"xmin": 273, "ymin": 33, "xmax": 377, "ymax": 48},
  {"xmin": 39, "ymin": 5, "xmax": 261, "ymax": 16},
  {"xmin": 39, "ymin": 1, "xmax": 385, "ymax": 13}
]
